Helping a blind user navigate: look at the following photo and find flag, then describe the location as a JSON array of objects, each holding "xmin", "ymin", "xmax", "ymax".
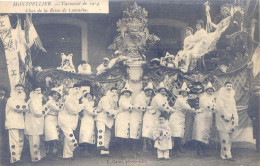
[
  {"xmin": 24, "ymin": 14, "xmax": 46, "ymax": 52},
  {"xmin": 15, "ymin": 18, "xmax": 28, "ymax": 63},
  {"xmin": 0, "ymin": 15, "xmax": 20, "ymax": 93}
]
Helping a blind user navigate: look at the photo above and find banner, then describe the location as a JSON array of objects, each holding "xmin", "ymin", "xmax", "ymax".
[
  {"xmin": 0, "ymin": 15, "xmax": 20, "ymax": 93},
  {"xmin": 0, "ymin": 0, "xmax": 109, "ymax": 14}
]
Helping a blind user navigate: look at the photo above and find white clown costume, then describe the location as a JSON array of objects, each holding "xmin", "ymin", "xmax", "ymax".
[
  {"xmin": 25, "ymin": 89, "xmax": 46, "ymax": 162},
  {"xmin": 169, "ymin": 82, "xmax": 194, "ymax": 138},
  {"xmin": 143, "ymin": 82, "xmax": 173, "ymax": 139},
  {"xmin": 131, "ymin": 82, "xmax": 154, "ymax": 139},
  {"xmin": 78, "ymin": 63, "xmax": 92, "ymax": 75},
  {"xmin": 96, "ymin": 89, "xmax": 118, "ymax": 155},
  {"xmin": 58, "ymin": 86, "xmax": 83, "ymax": 158},
  {"xmin": 96, "ymin": 58, "xmax": 109, "ymax": 75},
  {"xmin": 153, "ymin": 120, "xmax": 172, "ymax": 159},
  {"xmin": 215, "ymin": 85, "xmax": 238, "ymax": 160},
  {"xmin": 44, "ymin": 86, "xmax": 64, "ymax": 142},
  {"xmin": 57, "ymin": 53, "xmax": 76, "ymax": 73},
  {"xmin": 115, "ymin": 83, "xmax": 134, "ymax": 138},
  {"xmin": 79, "ymin": 93, "xmax": 97, "ymax": 145},
  {"xmin": 192, "ymin": 82, "xmax": 215, "ymax": 144},
  {"xmin": 5, "ymin": 87, "xmax": 28, "ymax": 163}
]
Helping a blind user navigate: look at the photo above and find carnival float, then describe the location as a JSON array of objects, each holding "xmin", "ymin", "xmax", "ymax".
[{"xmin": 0, "ymin": 1, "xmax": 258, "ymax": 144}]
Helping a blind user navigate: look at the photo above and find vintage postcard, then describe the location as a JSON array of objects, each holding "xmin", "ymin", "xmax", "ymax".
[{"xmin": 0, "ymin": 0, "xmax": 259, "ymax": 165}]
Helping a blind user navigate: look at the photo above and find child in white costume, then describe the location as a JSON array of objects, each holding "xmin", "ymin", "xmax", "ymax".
[
  {"xmin": 57, "ymin": 53, "xmax": 76, "ymax": 73},
  {"xmin": 78, "ymin": 60, "xmax": 92, "ymax": 75},
  {"xmin": 25, "ymin": 85, "xmax": 46, "ymax": 162},
  {"xmin": 5, "ymin": 84, "xmax": 28, "ymax": 163},
  {"xmin": 96, "ymin": 58, "xmax": 110, "ymax": 75},
  {"xmin": 58, "ymin": 84, "xmax": 84, "ymax": 159},
  {"xmin": 79, "ymin": 92, "xmax": 98, "ymax": 156},
  {"xmin": 153, "ymin": 114, "xmax": 172, "ymax": 160},
  {"xmin": 44, "ymin": 86, "xmax": 64, "ymax": 159}
]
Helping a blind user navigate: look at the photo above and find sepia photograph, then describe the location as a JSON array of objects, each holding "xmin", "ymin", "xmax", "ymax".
[{"xmin": 0, "ymin": 0, "xmax": 259, "ymax": 165}]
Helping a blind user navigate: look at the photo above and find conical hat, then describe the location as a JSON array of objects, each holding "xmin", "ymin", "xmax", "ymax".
[
  {"xmin": 114, "ymin": 50, "xmax": 122, "ymax": 55},
  {"xmin": 121, "ymin": 82, "xmax": 133, "ymax": 94},
  {"xmin": 144, "ymin": 82, "xmax": 154, "ymax": 91},
  {"xmin": 104, "ymin": 57, "xmax": 109, "ymax": 61},
  {"xmin": 204, "ymin": 82, "xmax": 215, "ymax": 91},
  {"xmin": 51, "ymin": 85, "xmax": 63, "ymax": 96},
  {"xmin": 81, "ymin": 86, "xmax": 90, "ymax": 93},
  {"xmin": 157, "ymin": 82, "xmax": 168, "ymax": 91},
  {"xmin": 179, "ymin": 82, "xmax": 190, "ymax": 92}
]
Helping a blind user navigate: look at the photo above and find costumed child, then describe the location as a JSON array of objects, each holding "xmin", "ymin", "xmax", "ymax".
[
  {"xmin": 57, "ymin": 53, "xmax": 76, "ymax": 73},
  {"xmin": 96, "ymin": 58, "xmax": 110, "ymax": 75},
  {"xmin": 79, "ymin": 89, "xmax": 98, "ymax": 156},
  {"xmin": 161, "ymin": 52, "xmax": 178, "ymax": 68},
  {"xmin": 192, "ymin": 82, "xmax": 215, "ymax": 156},
  {"xmin": 78, "ymin": 60, "xmax": 92, "ymax": 74},
  {"xmin": 5, "ymin": 84, "xmax": 28, "ymax": 164},
  {"xmin": 153, "ymin": 114, "xmax": 172, "ymax": 160},
  {"xmin": 169, "ymin": 82, "xmax": 196, "ymax": 157},
  {"xmin": 43, "ymin": 86, "xmax": 64, "ymax": 160}
]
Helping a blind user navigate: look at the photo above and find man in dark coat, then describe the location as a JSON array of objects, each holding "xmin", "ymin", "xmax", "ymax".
[
  {"xmin": 0, "ymin": 86, "xmax": 8, "ymax": 165},
  {"xmin": 248, "ymin": 73, "xmax": 260, "ymax": 151}
]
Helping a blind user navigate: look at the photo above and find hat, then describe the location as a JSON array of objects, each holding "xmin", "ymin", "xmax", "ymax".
[
  {"xmin": 157, "ymin": 82, "xmax": 168, "ymax": 92},
  {"xmin": 196, "ymin": 20, "xmax": 205, "ymax": 28},
  {"xmin": 179, "ymin": 82, "xmax": 190, "ymax": 92},
  {"xmin": 144, "ymin": 82, "xmax": 154, "ymax": 91},
  {"xmin": 151, "ymin": 58, "xmax": 160, "ymax": 62},
  {"xmin": 221, "ymin": 3, "xmax": 231, "ymax": 12},
  {"xmin": 31, "ymin": 83, "xmax": 42, "ymax": 91},
  {"xmin": 15, "ymin": 84, "xmax": 25, "ymax": 89},
  {"xmin": 110, "ymin": 87, "xmax": 118, "ymax": 91},
  {"xmin": 165, "ymin": 52, "xmax": 174, "ymax": 59},
  {"xmin": 81, "ymin": 86, "xmax": 90, "ymax": 93},
  {"xmin": 104, "ymin": 58, "xmax": 109, "ymax": 61},
  {"xmin": 204, "ymin": 82, "xmax": 215, "ymax": 91},
  {"xmin": 121, "ymin": 82, "xmax": 133, "ymax": 94},
  {"xmin": 185, "ymin": 27, "xmax": 193, "ymax": 33},
  {"xmin": 114, "ymin": 50, "xmax": 122, "ymax": 55},
  {"xmin": 51, "ymin": 85, "xmax": 63, "ymax": 96}
]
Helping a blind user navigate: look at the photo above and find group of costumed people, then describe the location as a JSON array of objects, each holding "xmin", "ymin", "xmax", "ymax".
[
  {"xmin": 56, "ymin": 50, "xmax": 128, "ymax": 75},
  {"xmin": 2, "ymin": 2, "xmax": 246, "ymax": 164},
  {"xmin": 4, "ymin": 78, "xmax": 239, "ymax": 164}
]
